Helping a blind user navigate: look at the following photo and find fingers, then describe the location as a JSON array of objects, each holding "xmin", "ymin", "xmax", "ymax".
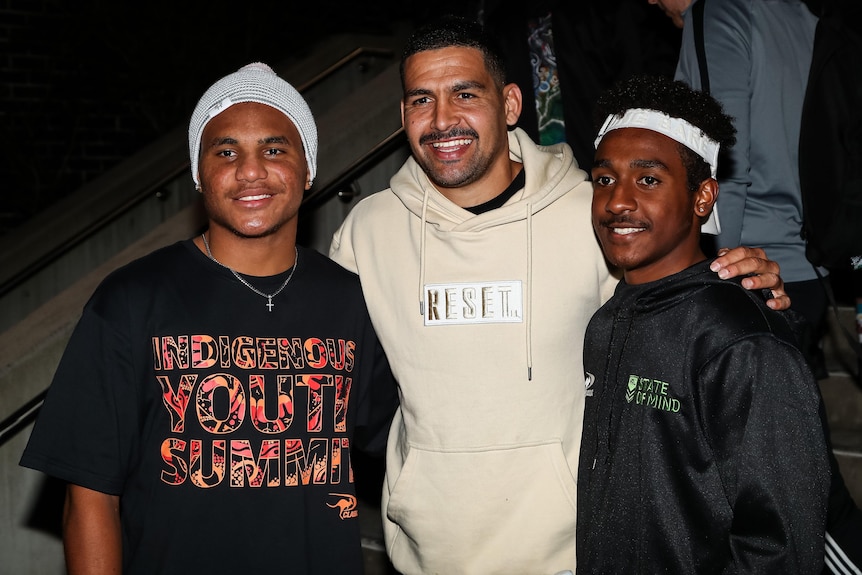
[
  {"xmin": 737, "ymin": 272, "xmax": 779, "ymax": 291},
  {"xmin": 738, "ymin": 272, "xmax": 792, "ymax": 310},
  {"xmin": 710, "ymin": 246, "xmax": 791, "ymax": 310},
  {"xmin": 759, "ymin": 278, "xmax": 791, "ymax": 310},
  {"xmin": 765, "ymin": 293, "xmax": 792, "ymax": 311},
  {"xmin": 710, "ymin": 246, "xmax": 780, "ymax": 280}
]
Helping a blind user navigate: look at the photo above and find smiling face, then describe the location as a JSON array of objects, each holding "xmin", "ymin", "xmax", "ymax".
[
  {"xmin": 591, "ymin": 127, "xmax": 716, "ymax": 284},
  {"xmin": 400, "ymin": 46, "xmax": 522, "ymax": 207},
  {"xmin": 197, "ymin": 102, "xmax": 310, "ymax": 242}
]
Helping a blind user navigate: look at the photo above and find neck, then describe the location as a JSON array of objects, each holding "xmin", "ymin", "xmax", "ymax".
[
  {"xmin": 623, "ymin": 252, "xmax": 707, "ymax": 285},
  {"xmin": 197, "ymin": 226, "xmax": 298, "ymax": 276},
  {"xmin": 439, "ymin": 159, "xmax": 523, "ymax": 208}
]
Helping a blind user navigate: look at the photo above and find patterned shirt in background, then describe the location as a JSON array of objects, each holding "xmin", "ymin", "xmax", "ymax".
[{"xmin": 527, "ymin": 12, "xmax": 566, "ymax": 145}]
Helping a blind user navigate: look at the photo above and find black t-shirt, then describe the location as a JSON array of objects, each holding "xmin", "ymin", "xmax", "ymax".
[
  {"xmin": 20, "ymin": 240, "xmax": 398, "ymax": 574},
  {"xmin": 465, "ymin": 169, "xmax": 526, "ymax": 215}
]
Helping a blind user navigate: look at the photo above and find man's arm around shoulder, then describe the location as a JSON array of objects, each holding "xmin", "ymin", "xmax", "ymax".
[{"xmin": 711, "ymin": 246, "xmax": 790, "ymax": 310}]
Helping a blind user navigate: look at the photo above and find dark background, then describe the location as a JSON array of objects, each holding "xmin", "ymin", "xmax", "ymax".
[
  {"xmin": 0, "ymin": 0, "xmax": 680, "ymax": 237},
  {"xmin": 0, "ymin": 0, "xmax": 416, "ymax": 235}
]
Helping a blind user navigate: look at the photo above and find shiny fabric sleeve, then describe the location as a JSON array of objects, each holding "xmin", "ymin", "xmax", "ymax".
[{"xmin": 697, "ymin": 335, "xmax": 829, "ymax": 574}]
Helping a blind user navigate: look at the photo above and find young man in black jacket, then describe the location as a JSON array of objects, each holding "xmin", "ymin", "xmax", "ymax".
[{"xmin": 576, "ymin": 74, "xmax": 830, "ymax": 574}]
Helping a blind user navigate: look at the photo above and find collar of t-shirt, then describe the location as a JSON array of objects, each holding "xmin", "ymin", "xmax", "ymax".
[{"xmin": 465, "ymin": 169, "xmax": 526, "ymax": 215}]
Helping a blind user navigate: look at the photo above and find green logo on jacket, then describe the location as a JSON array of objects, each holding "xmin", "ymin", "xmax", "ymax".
[{"xmin": 625, "ymin": 374, "xmax": 681, "ymax": 413}]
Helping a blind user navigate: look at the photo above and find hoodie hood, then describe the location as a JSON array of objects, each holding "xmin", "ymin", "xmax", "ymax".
[
  {"xmin": 390, "ymin": 128, "xmax": 587, "ymax": 232},
  {"xmin": 613, "ymin": 260, "xmax": 722, "ymax": 314}
]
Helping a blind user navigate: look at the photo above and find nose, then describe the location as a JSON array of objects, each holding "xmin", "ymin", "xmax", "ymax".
[
  {"xmin": 431, "ymin": 99, "xmax": 458, "ymax": 133},
  {"xmin": 237, "ymin": 153, "xmax": 267, "ymax": 182},
  {"xmin": 603, "ymin": 182, "xmax": 637, "ymax": 215}
]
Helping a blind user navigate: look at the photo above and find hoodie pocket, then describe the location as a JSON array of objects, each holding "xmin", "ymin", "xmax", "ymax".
[{"xmin": 386, "ymin": 440, "xmax": 578, "ymax": 573}]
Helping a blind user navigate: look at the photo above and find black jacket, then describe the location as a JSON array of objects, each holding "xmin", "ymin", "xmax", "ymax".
[{"xmin": 577, "ymin": 260, "xmax": 829, "ymax": 574}]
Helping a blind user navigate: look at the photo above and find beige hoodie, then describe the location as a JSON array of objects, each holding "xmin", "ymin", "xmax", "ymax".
[{"xmin": 330, "ymin": 128, "xmax": 618, "ymax": 574}]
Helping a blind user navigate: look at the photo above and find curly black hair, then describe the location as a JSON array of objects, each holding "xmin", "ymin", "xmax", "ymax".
[
  {"xmin": 399, "ymin": 15, "xmax": 508, "ymax": 90},
  {"xmin": 593, "ymin": 74, "xmax": 737, "ymax": 192}
]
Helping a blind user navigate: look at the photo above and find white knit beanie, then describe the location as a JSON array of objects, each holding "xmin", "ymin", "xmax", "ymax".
[{"xmin": 188, "ymin": 62, "xmax": 318, "ymax": 185}]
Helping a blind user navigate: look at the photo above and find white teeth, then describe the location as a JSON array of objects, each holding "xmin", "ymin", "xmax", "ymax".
[
  {"xmin": 612, "ymin": 227, "xmax": 643, "ymax": 235},
  {"xmin": 238, "ymin": 194, "xmax": 270, "ymax": 201},
  {"xmin": 432, "ymin": 139, "xmax": 472, "ymax": 149}
]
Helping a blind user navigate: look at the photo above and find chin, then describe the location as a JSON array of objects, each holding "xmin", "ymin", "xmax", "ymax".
[
  {"xmin": 604, "ymin": 251, "xmax": 642, "ymax": 273},
  {"xmin": 229, "ymin": 223, "xmax": 284, "ymax": 239}
]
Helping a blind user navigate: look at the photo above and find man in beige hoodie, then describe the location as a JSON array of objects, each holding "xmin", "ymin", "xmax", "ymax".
[{"xmin": 330, "ymin": 15, "xmax": 787, "ymax": 575}]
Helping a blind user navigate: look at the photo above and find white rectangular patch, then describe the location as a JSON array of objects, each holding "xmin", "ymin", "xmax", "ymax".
[{"xmin": 424, "ymin": 281, "xmax": 524, "ymax": 326}]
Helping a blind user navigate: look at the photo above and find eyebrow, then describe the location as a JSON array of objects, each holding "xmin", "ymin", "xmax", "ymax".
[
  {"xmin": 451, "ymin": 80, "xmax": 485, "ymax": 92},
  {"xmin": 404, "ymin": 80, "xmax": 487, "ymax": 100},
  {"xmin": 206, "ymin": 135, "xmax": 290, "ymax": 148},
  {"xmin": 630, "ymin": 159, "xmax": 669, "ymax": 171},
  {"xmin": 404, "ymin": 87, "xmax": 432, "ymax": 99},
  {"xmin": 593, "ymin": 158, "xmax": 612, "ymax": 169},
  {"xmin": 260, "ymin": 136, "xmax": 289, "ymax": 146},
  {"xmin": 592, "ymin": 158, "xmax": 670, "ymax": 171}
]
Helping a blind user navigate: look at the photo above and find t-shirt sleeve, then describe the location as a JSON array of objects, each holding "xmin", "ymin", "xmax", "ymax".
[
  {"xmin": 351, "ymin": 312, "xmax": 398, "ymax": 458},
  {"xmin": 19, "ymin": 284, "xmax": 141, "ymax": 496}
]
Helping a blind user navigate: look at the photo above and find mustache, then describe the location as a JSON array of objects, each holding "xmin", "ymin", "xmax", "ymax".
[
  {"xmin": 419, "ymin": 128, "xmax": 479, "ymax": 146},
  {"xmin": 597, "ymin": 215, "xmax": 649, "ymax": 229}
]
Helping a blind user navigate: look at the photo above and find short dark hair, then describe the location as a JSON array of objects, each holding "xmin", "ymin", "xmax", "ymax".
[
  {"xmin": 593, "ymin": 74, "xmax": 737, "ymax": 192},
  {"xmin": 400, "ymin": 15, "xmax": 507, "ymax": 89}
]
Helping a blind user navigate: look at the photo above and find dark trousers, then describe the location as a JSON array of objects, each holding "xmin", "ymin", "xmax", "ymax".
[{"xmin": 785, "ymin": 277, "xmax": 830, "ymax": 378}]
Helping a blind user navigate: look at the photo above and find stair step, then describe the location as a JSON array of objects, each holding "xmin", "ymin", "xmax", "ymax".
[
  {"xmin": 820, "ymin": 374, "xmax": 862, "ymax": 434},
  {"xmin": 818, "ymin": 301, "xmax": 862, "ymax": 507},
  {"xmin": 821, "ymin": 304, "xmax": 860, "ymax": 376},
  {"xmin": 834, "ymin": 448, "xmax": 862, "ymax": 510},
  {"xmin": 359, "ymin": 497, "xmax": 397, "ymax": 574}
]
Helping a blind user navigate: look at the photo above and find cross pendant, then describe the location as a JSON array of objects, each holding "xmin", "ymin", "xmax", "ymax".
[{"xmin": 266, "ymin": 297, "xmax": 274, "ymax": 312}]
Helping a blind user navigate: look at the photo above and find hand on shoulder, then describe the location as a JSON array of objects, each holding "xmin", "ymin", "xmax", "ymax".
[{"xmin": 710, "ymin": 246, "xmax": 791, "ymax": 311}]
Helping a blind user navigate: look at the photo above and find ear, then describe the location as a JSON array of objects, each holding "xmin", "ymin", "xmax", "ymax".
[
  {"xmin": 694, "ymin": 178, "xmax": 718, "ymax": 219},
  {"xmin": 400, "ymin": 100, "xmax": 406, "ymax": 128},
  {"xmin": 502, "ymin": 83, "xmax": 523, "ymax": 126}
]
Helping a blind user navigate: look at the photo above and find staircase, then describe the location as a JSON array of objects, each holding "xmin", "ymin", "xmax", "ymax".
[{"xmin": 819, "ymin": 303, "xmax": 862, "ymax": 507}]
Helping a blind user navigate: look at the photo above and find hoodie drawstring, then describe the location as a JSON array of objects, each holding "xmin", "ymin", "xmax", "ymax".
[
  {"xmin": 526, "ymin": 202, "xmax": 533, "ymax": 381},
  {"xmin": 414, "ymin": 178, "xmax": 534, "ymax": 382},
  {"xmin": 418, "ymin": 186, "xmax": 430, "ymax": 316}
]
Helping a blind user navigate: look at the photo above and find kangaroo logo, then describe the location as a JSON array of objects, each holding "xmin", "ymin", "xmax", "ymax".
[{"xmin": 327, "ymin": 493, "xmax": 358, "ymax": 520}]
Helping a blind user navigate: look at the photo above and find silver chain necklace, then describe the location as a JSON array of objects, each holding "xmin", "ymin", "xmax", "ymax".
[{"xmin": 201, "ymin": 233, "xmax": 298, "ymax": 312}]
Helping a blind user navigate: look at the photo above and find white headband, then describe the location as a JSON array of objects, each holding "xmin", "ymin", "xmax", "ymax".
[{"xmin": 594, "ymin": 108, "xmax": 721, "ymax": 235}]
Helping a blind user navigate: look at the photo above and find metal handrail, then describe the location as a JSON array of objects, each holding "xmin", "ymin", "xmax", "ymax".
[
  {"xmin": 301, "ymin": 128, "xmax": 405, "ymax": 212},
  {"xmin": 0, "ymin": 391, "xmax": 46, "ymax": 447},
  {"xmin": 0, "ymin": 152, "xmax": 190, "ymax": 300}
]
